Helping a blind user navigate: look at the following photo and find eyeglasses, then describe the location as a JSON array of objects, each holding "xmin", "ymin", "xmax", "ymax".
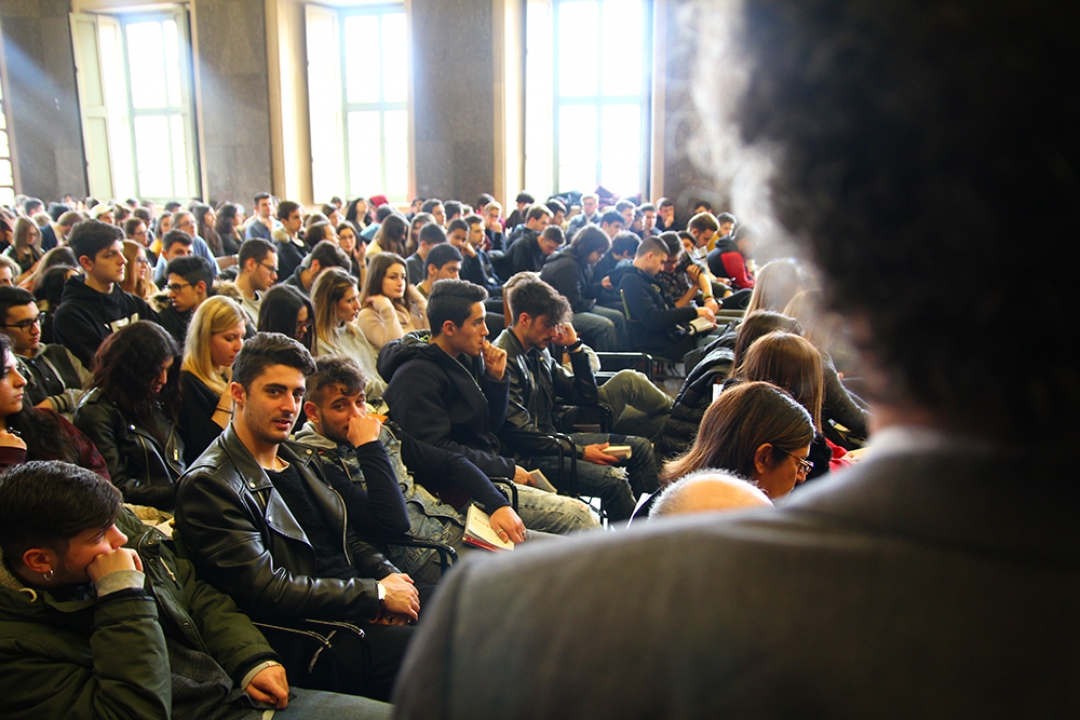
[
  {"xmin": 166, "ymin": 282, "xmax": 191, "ymax": 293},
  {"xmin": 786, "ymin": 452, "xmax": 814, "ymax": 476},
  {"xmin": 136, "ymin": 256, "xmax": 151, "ymax": 266},
  {"xmin": 3, "ymin": 316, "xmax": 41, "ymax": 331},
  {"xmin": 295, "ymin": 318, "xmax": 312, "ymax": 336},
  {"xmin": 260, "ymin": 262, "xmax": 279, "ymax": 274}
]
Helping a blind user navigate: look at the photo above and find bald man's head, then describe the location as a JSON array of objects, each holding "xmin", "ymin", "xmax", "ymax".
[{"xmin": 650, "ymin": 470, "xmax": 773, "ymax": 519}]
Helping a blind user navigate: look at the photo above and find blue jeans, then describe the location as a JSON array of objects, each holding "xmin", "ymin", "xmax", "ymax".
[
  {"xmin": 522, "ymin": 432, "xmax": 658, "ymax": 522},
  {"xmin": 515, "ymin": 483, "xmax": 601, "ymax": 533},
  {"xmin": 264, "ymin": 687, "xmax": 392, "ymax": 719}
]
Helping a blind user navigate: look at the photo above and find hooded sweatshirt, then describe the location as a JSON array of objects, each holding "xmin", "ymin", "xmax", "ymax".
[
  {"xmin": 378, "ymin": 331, "xmax": 516, "ymax": 480},
  {"xmin": 52, "ymin": 275, "xmax": 160, "ymax": 368}
]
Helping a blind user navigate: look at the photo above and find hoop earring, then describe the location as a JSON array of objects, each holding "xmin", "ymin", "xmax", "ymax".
[{"xmin": 42, "ymin": 569, "xmax": 54, "ymax": 582}]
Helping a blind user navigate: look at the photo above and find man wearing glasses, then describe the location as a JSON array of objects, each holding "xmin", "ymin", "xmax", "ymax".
[{"xmin": 0, "ymin": 286, "xmax": 87, "ymax": 417}]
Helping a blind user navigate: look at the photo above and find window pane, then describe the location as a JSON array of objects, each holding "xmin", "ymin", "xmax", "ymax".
[
  {"xmin": 558, "ymin": 104, "xmax": 597, "ymax": 191},
  {"xmin": 599, "ymin": 104, "xmax": 641, "ymax": 194},
  {"xmin": 170, "ymin": 114, "xmax": 189, "ymax": 197},
  {"xmin": 600, "ymin": 0, "xmax": 643, "ymax": 96},
  {"xmin": 381, "ymin": 13, "xmax": 407, "ymax": 103},
  {"xmin": 344, "ymin": 16, "xmax": 380, "ymax": 104},
  {"xmin": 126, "ymin": 21, "xmax": 168, "ymax": 109},
  {"xmin": 383, "ymin": 109, "xmax": 408, "ymax": 201},
  {"xmin": 0, "ymin": 159, "xmax": 12, "ymax": 186},
  {"xmin": 557, "ymin": 2, "xmax": 599, "ymax": 98},
  {"xmin": 0, "ymin": 131, "xmax": 8, "ymax": 158},
  {"xmin": 163, "ymin": 19, "xmax": 183, "ymax": 108},
  {"xmin": 0, "ymin": 188, "xmax": 13, "ymax": 207},
  {"xmin": 133, "ymin": 115, "xmax": 173, "ymax": 198},
  {"xmin": 348, "ymin": 111, "xmax": 383, "ymax": 195}
]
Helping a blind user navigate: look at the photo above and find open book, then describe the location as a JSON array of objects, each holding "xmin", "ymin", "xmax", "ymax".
[
  {"xmin": 528, "ymin": 469, "xmax": 558, "ymax": 493},
  {"xmin": 606, "ymin": 445, "xmax": 632, "ymax": 460},
  {"xmin": 464, "ymin": 504, "xmax": 515, "ymax": 552}
]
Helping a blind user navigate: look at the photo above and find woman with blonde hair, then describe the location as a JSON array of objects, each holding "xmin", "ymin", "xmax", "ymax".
[
  {"xmin": 311, "ymin": 267, "xmax": 387, "ymax": 402},
  {"xmin": 357, "ymin": 251, "xmax": 428, "ymax": 350},
  {"xmin": 120, "ymin": 239, "xmax": 157, "ymax": 301},
  {"xmin": 4, "ymin": 217, "xmax": 44, "ymax": 284},
  {"xmin": 743, "ymin": 258, "xmax": 803, "ymax": 316},
  {"xmin": 178, "ymin": 296, "xmax": 246, "ymax": 464}
]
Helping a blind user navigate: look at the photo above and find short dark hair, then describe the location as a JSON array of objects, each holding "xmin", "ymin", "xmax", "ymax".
[
  {"xmin": 657, "ymin": 197, "xmax": 675, "ymax": 209},
  {"xmin": 420, "ymin": 198, "xmax": 443, "ymax": 215},
  {"xmin": 507, "ymin": 275, "xmax": 570, "ymax": 326},
  {"xmin": 687, "ymin": 212, "xmax": 719, "ymax": 232},
  {"xmin": 68, "ymin": 220, "xmax": 123, "ymax": 264},
  {"xmin": 476, "ymin": 193, "xmax": 495, "ymax": 207},
  {"xmin": 239, "ymin": 238, "xmax": 275, "ymax": 269},
  {"xmin": 444, "ymin": 200, "xmax": 463, "ymax": 219},
  {"xmin": 611, "ymin": 232, "xmax": 641, "ymax": 256},
  {"xmin": 515, "ymin": 192, "xmax": 535, "ymax": 205},
  {"xmin": 23, "ymin": 198, "xmax": 43, "ymax": 215},
  {"xmin": 525, "ymin": 205, "xmax": 553, "ymax": 223},
  {"xmin": 570, "ymin": 225, "xmax": 612, "ymax": 258},
  {"xmin": 693, "ymin": 200, "xmax": 713, "ymax": 212},
  {"xmin": 428, "ymin": 279, "xmax": 488, "ymax": 336},
  {"xmin": 308, "ymin": 240, "xmax": 350, "ymax": 271},
  {"xmin": 307, "ymin": 355, "xmax": 366, "ymax": 406},
  {"xmin": 599, "ymin": 210, "xmax": 624, "ymax": 227},
  {"xmin": 166, "ymin": 255, "xmax": 214, "ymax": 292},
  {"xmin": 638, "ymin": 203, "xmax": 657, "ymax": 214},
  {"xmin": 0, "ymin": 461, "xmax": 122, "ymax": 562},
  {"xmin": 419, "ymin": 222, "xmax": 447, "ymax": 247},
  {"xmin": 447, "ymin": 218, "xmax": 469, "ymax": 235},
  {"xmin": 374, "ymin": 204, "xmax": 395, "ymax": 223},
  {"xmin": 425, "ymin": 243, "xmax": 463, "ymax": 275},
  {"xmin": 254, "ymin": 192, "xmax": 271, "ymax": 204},
  {"xmin": 636, "ymin": 237, "xmax": 669, "ymax": 259},
  {"xmin": 464, "ymin": 214, "xmax": 484, "ymax": 229},
  {"xmin": 233, "ymin": 331, "xmax": 316, "ymax": 391},
  {"xmin": 0, "ymin": 286, "xmax": 35, "ymax": 324},
  {"xmin": 615, "ymin": 200, "xmax": 635, "ymax": 213},
  {"xmin": 716, "ymin": 212, "xmax": 737, "ymax": 226},
  {"xmin": 162, "ymin": 229, "xmax": 194, "ymax": 253},
  {"xmin": 545, "ymin": 199, "xmax": 567, "ymax": 216},
  {"xmin": 277, "ymin": 200, "xmax": 300, "ymax": 221}
]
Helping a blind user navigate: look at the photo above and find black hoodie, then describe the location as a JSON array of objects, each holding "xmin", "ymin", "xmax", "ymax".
[
  {"xmin": 53, "ymin": 276, "xmax": 160, "ymax": 368},
  {"xmin": 378, "ymin": 331, "xmax": 516, "ymax": 480}
]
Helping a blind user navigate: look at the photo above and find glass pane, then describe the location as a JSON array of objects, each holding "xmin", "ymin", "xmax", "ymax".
[
  {"xmin": 557, "ymin": 104, "xmax": 597, "ymax": 191},
  {"xmin": 0, "ymin": 159, "xmax": 12, "ymax": 186},
  {"xmin": 384, "ymin": 109, "xmax": 409, "ymax": 201},
  {"xmin": 126, "ymin": 21, "xmax": 168, "ymax": 109},
  {"xmin": 0, "ymin": 188, "xmax": 13, "ymax": 206},
  {"xmin": 348, "ymin": 110, "xmax": 383, "ymax": 196},
  {"xmin": 0, "ymin": 130, "xmax": 8, "ymax": 158},
  {"xmin": 344, "ymin": 16, "xmax": 380, "ymax": 104},
  {"xmin": 163, "ymin": 19, "xmax": 183, "ymax": 108},
  {"xmin": 600, "ymin": 0, "xmax": 643, "ymax": 96},
  {"xmin": 599, "ymin": 104, "xmax": 641, "ymax": 194},
  {"xmin": 557, "ymin": 2, "xmax": 599, "ymax": 98},
  {"xmin": 170, "ymin": 114, "xmax": 189, "ymax": 197},
  {"xmin": 381, "ymin": 13, "xmax": 407, "ymax": 103},
  {"xmin": 0, "ymin": 106, "xmax": 6, "ymax": 130},
  {"xmin": 133, "ymin": 115, "xmax": 173, "ymax": 198}
]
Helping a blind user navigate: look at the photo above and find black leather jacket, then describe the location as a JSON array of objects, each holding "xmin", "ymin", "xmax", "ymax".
[
  {"xmin": 174, "ymin": 424, "xmax": 398, "ymax": 625},
  {"xmin": 492, "ymin": 329, "xmax": 598, "ymax": 459},
  {"xmin": 73, "ymin": 387, "xmax": 185, "ymax": 510}
]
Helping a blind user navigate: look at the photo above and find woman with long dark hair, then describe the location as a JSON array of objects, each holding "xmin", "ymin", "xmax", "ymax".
[
  {"xmin": 214, "ymin": 202, "xmax": 244, "ymax": 256},
  {"xmin": 661, "ymin": 380, "xmax": 814, "ymax": 500},
  {"xmin": 357, "ymin": 252, "xmax": 428, "ymax": 350},
  {"xmin": 311, "ymin": 268, "xmax": 386, "ymax": 401},
  {"xmin": 4, "ymin": 217, "xmax": 43, "ymax": 283},
  {"xmin": 73, "ymin": 321, "xmax": 185, "ymax": 510},
  {"xmin": 193, "ymin": 203, "xmax": 223, "ymax": 257},
  {"xmin": 257, "ymin": 284, "xmax": 315, "ymax": 354},
  {"xmin": 0, "ymin": 334, "xmax": 108, "ymax": 476},
  {"xmin": 367, "ymin": 213, "xmax": 408, "ymax": 259}
]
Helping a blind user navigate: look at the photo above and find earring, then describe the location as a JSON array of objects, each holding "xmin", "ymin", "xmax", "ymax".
[{"xmin": 42, "ymin": 569, "xmax": 54, "ymax": 582}]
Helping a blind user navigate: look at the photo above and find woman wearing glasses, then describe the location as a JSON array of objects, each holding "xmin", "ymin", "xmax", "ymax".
[
  {"xmin": 661, "ymin": 380, "xmax": 815, "ymax": 501},
  {"xmin": 121, "ymin": 239, "xmax": 158, "ymax": 302}
]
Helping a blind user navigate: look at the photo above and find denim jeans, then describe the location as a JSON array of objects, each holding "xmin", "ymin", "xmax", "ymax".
[
  {"xmin": 515, "ymin": 483, "xmax": 601, "ymax": 533},
  {"xmin": 522, "ymin": 432, "xmax": 659, "ymax": 522},
  {"xmin": 263, "ymin": 686, "xmax": 392, "ymax": 719},
  {"xmin": 597, "ymin": 369, "xmax": 673, "ymax": 440}
]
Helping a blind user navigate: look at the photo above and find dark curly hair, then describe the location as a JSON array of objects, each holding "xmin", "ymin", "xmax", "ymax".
[{"xmin": 734, "ymin": 0, "xmax": 1080, "ymax": 442}]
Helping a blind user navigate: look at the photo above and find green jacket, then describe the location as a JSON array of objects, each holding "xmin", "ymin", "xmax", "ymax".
[{"xmin": 0, "ymin": 509, "xmax": 278, "ymax": 720}]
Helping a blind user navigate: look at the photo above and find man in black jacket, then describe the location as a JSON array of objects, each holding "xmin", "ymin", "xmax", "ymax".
[
  {"xmin": 379, "ymin": 281, "xmax": 599, "ymax": 536},
  {"xmin": 53, "ymin": 220, "xmax": 160, "ymax": 368},
  {"xmin": 175, "ymin": 332, "xmax": 418, "ymax": 700},
  {"xmin": 619, "ymin": 236, "xmax": 716, "ymax": 359},
  {"xmin": 493, "ymin": 275, "xmax": 658, "ymax": 521},
  {"xmin": 540, "ymin": 225, "xmax": 627, "ymax": 350}
]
